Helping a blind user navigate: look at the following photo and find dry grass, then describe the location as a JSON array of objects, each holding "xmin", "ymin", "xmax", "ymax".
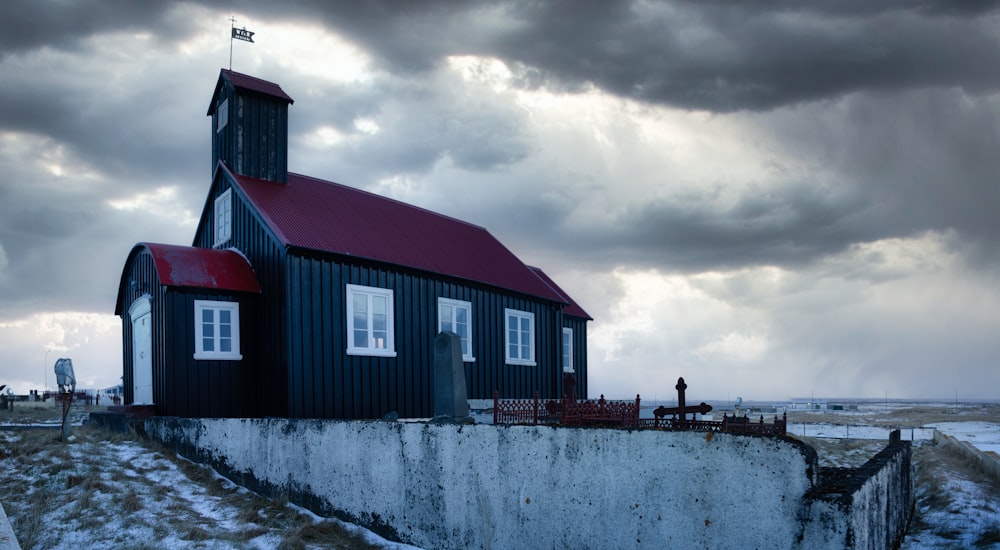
[
  {"xmin": 790, "ymin": 403, "xmax": 1000, "ymax": 548},
  {"xmin": 785, "ymin": 402, "xmax": 1000, "ymax": 427},
  {"xmin": 794, "ymin": 435, "xmax": 888, "ymax": 468},
  {"xmin": 902, "ymin": 440, "xmax": 1000, "ymax": 548},
  {"xmin": 280, "ymin": 521, "xmax": 384, "ymax": 550},
  {"xmin": 0, "ymin": 407, "xmax": 390, "ymax": 549}
]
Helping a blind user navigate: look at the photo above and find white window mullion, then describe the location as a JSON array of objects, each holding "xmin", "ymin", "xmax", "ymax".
[
  {"xmin": 214, "ymin": 189, "xmax": 233, "ymax": 247},
  {"xmin": 438, "ymin": 298, "xmax": 474, "ymax": 362},
  {"xmin": 504, "ymin": 308, "xmax": 535, "ymax": 366},
  {"xmin": 194, "ymin": 300, "xmax": 241, "ymax": 360},
  {"xmin": 346, "ymin": 284, "xmax": 396, "ymax": 357},
  {"xmin": 562, "ymin": 327, "xmax": 574, "ymax": 372}
]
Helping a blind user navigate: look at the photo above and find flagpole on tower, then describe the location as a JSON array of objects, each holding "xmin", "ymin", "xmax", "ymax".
[
  {"xmin": 229, "ymin": 16, "xmax": 236, "ymax": 70},
  {"xmin": 228, "ymin": 16, "xmax": 255, "ymax": 71}
]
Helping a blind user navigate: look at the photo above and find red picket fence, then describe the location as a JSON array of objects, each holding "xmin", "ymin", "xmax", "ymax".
[
  {"xmin": 493, "ymin": 391, "xmax": 641, "ymax": 427},
  {"xmin": 492, "ymin": 391, "xmax": 787, "ymax": 436},
  {"xmin": 635, "ymin": 412, "xmax": 787, "ymax": 435}
]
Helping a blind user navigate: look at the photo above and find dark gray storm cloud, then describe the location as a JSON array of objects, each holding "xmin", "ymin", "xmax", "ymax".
[
  {"xmin": 1, "ymin": 0, "xmax": 999, "ymax": 398},
  {"xmin": 4, "ymin": 0, "xmax": 999, "ymax": 281},
  {"xmin": 202, "ymin": 0, "xmax": 1000, "ymax": 112},
  {"xmin": 139, "ymin": 0, "xmax": 1000, "ymax": 277},
  {"xmin": 0, "ymin": 1, "xmax": 181, "ymax": 55},
  {"xmin": 493, "ymin": 1, "xmax": 1000, "ymax": 111}
]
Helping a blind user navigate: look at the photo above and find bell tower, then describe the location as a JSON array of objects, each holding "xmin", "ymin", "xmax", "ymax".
[{"xmin": 207, "ymin": 69, "xmax": 294, "ymax": 183}]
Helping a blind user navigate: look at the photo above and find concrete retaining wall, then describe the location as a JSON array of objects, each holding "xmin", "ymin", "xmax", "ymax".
[
  {"xmin": 0, "ymin": 502, "xmax": 20, "ymax": 550},
  {"xmin": 142, "ymin": 417, "xmax": 911, "ymax": 549},
  {"xmin": 799, "ymin": 439, "xmax": 913, "ymax": 550},
  {"xmin": 934, "ymin": 429, "xmax": 1000, "ymax": 483}
]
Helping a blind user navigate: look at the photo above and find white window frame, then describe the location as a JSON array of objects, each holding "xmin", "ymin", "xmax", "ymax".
[
  {"xmin": 562, "ymin": 327, "xmax": 574, "ymax": 372},
  {"xmin": 346, "ymin": 284, "xmax": 397, "ymax": 357},
  {"xmin": 214, "ymin": 188, "xmax": 232, "ymax": 247},
  {"xmin": 194, "ymin": 300, "xmax": 242, "ymax": 360},
  {"xmin": 438, "ymin": 298, "xmax": 475, "ymax": 362},
  {"xmin": 504, "ymin": 308, "xmax": 536, "ymax": 366},
  {"xmin": 217, "ymin": 98, "xmax": 228, "ymax": 132}
]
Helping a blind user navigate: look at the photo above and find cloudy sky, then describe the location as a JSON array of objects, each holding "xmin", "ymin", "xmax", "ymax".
[{"xmin": 2, "ymin": 0, "xmax": 999, "ymax": 402}]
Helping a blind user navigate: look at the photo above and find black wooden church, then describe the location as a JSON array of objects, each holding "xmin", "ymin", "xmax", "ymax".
[{"xmin": 115, "ymin": 70, "xmax": 591, "ymax": 419}]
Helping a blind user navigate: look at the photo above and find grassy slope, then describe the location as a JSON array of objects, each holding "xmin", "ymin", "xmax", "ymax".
[{"xmin": 0, "ymin": 405, "xmax": 385, "ymax": 550}]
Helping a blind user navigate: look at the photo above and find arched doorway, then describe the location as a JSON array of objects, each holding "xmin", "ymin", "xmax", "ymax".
[{"xmin": 128, "ymin": 296, "xmax": 153, "ymax": 405}]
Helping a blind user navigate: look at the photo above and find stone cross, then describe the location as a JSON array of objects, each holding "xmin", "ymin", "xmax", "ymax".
[{"xmin": 653, "ymin": 377, "xmax": 713, "ymax": 421}]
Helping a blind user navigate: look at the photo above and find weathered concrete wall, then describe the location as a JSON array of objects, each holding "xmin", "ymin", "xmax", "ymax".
[
  {"xmin": 801, "ymin": 440, "xmax": 913, "ymax": 549},
  {"xmin": 934, "ymin": 429, "xmax": 1000, "ymax": 483},
  {"xmin": 146, "ymin": 418, "xmax": 826, "ymax": 549},
  {"xmin": 0, "ymin": 502, "xmax": 19, "ymax": 550}
]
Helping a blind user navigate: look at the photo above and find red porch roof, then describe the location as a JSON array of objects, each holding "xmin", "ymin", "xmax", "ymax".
[
  {"xmin": 115, "ymin": 242, "xmax": 260, "ymax": 315},
  {"xmin": 226, "ymin": 165, "xmax": 571, "ymax": 305},
  {"xmin": 142, "ymin": 243, "xmax": 261, "ymax": 292}
]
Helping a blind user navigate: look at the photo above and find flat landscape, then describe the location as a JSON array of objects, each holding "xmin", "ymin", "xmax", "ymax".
[
  {"xmin": 786, "ymin": 402, "xmax": 1000, "ymax": 549},
  {"xmin": 0, "ymin": 401, "xmax": 997, "ymax": 549}
]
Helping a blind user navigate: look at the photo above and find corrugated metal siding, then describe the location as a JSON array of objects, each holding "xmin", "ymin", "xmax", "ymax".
[{"xmin": 284, "ymin": 253, "xmax": 569, "ymax": 419}]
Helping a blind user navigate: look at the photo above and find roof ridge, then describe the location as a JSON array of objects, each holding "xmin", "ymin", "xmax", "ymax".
[
  {"xmin": 221, "ymin": 68, "xmax": 278, "ymax": 87},
  {"xmin": 526, "ymin": 265, "xmax": 568, "ymax": 303},
  {"xmin": 287, "ymin": 172, "xmax": 491, "ymax": 233},
  {"xmin": 222, "ymin": 163, "xmax": 292, "ymax": 245}
]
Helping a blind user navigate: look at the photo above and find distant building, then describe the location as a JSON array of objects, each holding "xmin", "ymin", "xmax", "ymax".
[{"xmin": 115, "ymin": 70, "xmax": 590, "ymax": 419}]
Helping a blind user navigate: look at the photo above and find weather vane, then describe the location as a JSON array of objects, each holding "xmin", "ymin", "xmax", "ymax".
[{"xmin": 229, "ymin": 16, "xmax": 255, "ymax": 70}]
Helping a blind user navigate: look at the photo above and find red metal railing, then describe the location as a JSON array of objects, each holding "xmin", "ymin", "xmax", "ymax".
[
  {"xmin": 493, "ymin": 391, "xmax": 641, "ymax": 427},
  {"xmin": 493, "ymin": 391, "xmax": 787, "ymax": 436}
]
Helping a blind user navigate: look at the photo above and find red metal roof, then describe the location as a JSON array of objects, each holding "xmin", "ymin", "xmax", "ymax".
[
  {"xmin": 207, "ymin": 69, "xmax": 294, "ymax": 115},
  {"xmin": 142, "ymin": 243, "xmax": 261, "ymax": 293},
  {"xmin": 528, "ymin": 266, "xmax": 592, "ymax": 320},
  {"xmin": 227, "ymin": 166, "xmax": 571, "ymax": 305}
]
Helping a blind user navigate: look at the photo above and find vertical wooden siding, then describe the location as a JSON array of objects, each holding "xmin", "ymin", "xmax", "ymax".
[
  {"xmin": 564, "ymin": 315, "xmax": 589, "ymax": 399},
  {"xmin": 159, "ymin": 290, "xmax": 255, "ymax": 418},
  {"xmin": 212, "ymin": 84, "xmax": 289, "ymax": 183},
  {"xmin": 285, "ymin": 254, "xmax": 572, "ymax": 419},
  {"xmin": 120, "ymin": 252, "xmax": 160, "ymax": 407},
  {"xmin": 194, "ymin": 175, "xmax": 288, "ymax": 417},
  {"xmin": 119, "ymin": 251, "xmax": 255, "ymax": 417},
  {"xmin": 189, "ymin": 173, "xmax": 589, "ymax": 420}
]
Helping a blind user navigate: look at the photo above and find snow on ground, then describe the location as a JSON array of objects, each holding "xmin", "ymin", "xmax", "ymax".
[
  {"xmin": 1, "ymin": 401, "xmax": 997, "ymax": 548},
  {"xmin": 0, "ymin": 407, "xmax": 422, "ymax": 550},
  {"xmin": 784, "ymin": 400, "xmax": 1000, "ymax": 549},
  {"xmin": 928, "ymin": 421, "xmax": 1000, "ymax": 455},
  {"xmin": 789, "ymin": 422, "xmax": 935, "ymax": 441},
  {"xmin": 900, "ymin": 441, "xmax": 1000, "ymax": 549}
]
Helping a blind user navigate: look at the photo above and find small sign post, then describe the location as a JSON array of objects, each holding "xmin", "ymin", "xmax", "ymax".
[{"xmin": 53, "ymin": 358, "xmax": 76, "ymax": 441}]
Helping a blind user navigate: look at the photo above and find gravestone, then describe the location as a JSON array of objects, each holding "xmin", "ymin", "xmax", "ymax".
[{"xmin": 432, "ymin": 331, "xmax": 473, "ymax": 424}]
